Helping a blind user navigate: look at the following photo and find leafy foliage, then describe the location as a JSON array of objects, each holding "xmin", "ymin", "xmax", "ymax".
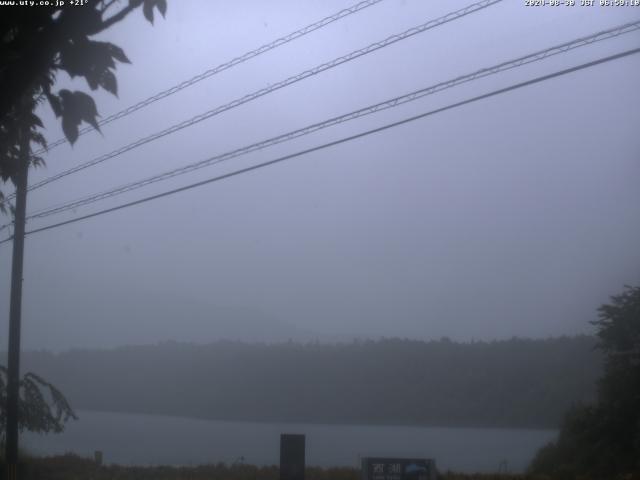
[
  {"xmin": 0, "ymin": 95, "xmax": 47, "ymax": 213},
  {"xmin": 0, "ymin": 365, "xmax": 77, "ymax": 441},
  {"xmin": 0, "ymin": 0, "xmax": 167, "ymax": 212},
  {"xmin": 58, "ymin": 89, "xmax": 101, "ymax": 144},
  {"xmin": 530, "ymin": 286, "xmax": 640, "ymax": 477}
]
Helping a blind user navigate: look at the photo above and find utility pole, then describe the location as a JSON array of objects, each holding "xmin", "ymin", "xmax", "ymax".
[{"xmin": 5, "ymin": 129, "xmax": 29, "ymax": 480}]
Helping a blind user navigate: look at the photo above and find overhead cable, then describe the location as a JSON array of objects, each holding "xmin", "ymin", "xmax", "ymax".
[
  {"xmin": 22, "ymin": 0, "xmax": 503, "ymax": 195},
  {"xmin": 1, "ymin": 46, "xmax": 636, "ymax": 246},
  {"xmin": 25, "ymin": 20, "xmax": 640, "ymax": 221},
  {"xmin": 35, "ymin": 0, "xmax": 388, "ymax": 154}
]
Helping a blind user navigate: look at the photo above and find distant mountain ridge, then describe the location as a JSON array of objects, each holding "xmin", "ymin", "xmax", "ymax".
[{"xmin": 15, "ymin": 336, "xmax": 601, "ymax": 429}]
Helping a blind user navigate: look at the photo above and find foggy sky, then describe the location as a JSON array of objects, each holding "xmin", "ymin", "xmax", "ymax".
[{"xmin": 1, "ymin": 0, "xmax": 639, "ymax": 351}]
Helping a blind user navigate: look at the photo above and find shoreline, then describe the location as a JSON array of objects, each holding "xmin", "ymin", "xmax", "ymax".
[{"xmin": 68, "ymin": 408, "xmax": 561, "ymax": 432}]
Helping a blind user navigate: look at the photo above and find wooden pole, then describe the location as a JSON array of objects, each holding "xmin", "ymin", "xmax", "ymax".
[{"xmin": 5, "ymin": 130, "xmax": 29, "ymax": 480}]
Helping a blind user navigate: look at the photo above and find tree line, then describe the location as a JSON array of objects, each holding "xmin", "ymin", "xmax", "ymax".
[{"xmin": 17, "ymin": 335, "xmax": 600, "ymax": 429}]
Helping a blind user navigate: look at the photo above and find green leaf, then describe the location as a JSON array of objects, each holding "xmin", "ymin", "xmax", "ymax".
[
  {"xmin": 58, "ymin": 90, "xmax": 101, "ymax": 144},
  {"xmin": 31, "ymin": 131, "xmax": 48, "ymax": 150},
  {"xmin": 99, "ymin": 70, "xmax": 118, "ymax": 96},
  {"xmin": 62, "ymin": 115, "xmax": 79, "ymax": 145},
  {"xmin": 28, "ymin": 112, "xmax": 43, "ymax": 128},
  {"xmin": 72, "ymin": 91, "xmax": 100, "ymax": 132},
  {"xmin": 81, "ymin": 6, "xmax": 104, "ymax": 36},
  {"xmin": 59, "ymin": 39, "xmax": 86, "ymax": 78},
  {"xmin": 60, "ymin": 39, "xmax": 119, "ymax": 93},
  {"xmin": 47, "ymin": 93, "xmax": 62, "ymax": 118},
  {"xmin": 85, "ymin": 70, "xmax": 100, "ymax": 90},
  {"xmin": 107, "ymin": 43, "xmax": 131, "ymax": 64},
  {"xmin": 59, "ymin": 89, "xmax": 81, "ymax": 124},
  {"xmin": 143, "ymin": 0, "xmax": 155, "ymax": 24},
  {"xmin": 156, "ymin": 0, "xmax": 167, "ymax": 18},
  {"xmin": 91, "ymin": 41, "xmax": 117, "ymax": 70}
]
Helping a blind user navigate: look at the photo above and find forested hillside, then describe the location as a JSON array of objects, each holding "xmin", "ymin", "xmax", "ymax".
[{"xmin": 19, "ymin": 336, "xmax": 600, "ymax": 428}]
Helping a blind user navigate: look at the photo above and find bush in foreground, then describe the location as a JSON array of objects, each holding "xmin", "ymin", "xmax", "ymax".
[{"xmin": 529, "ymin": 286, "xmax": 640, "ymax": 478}]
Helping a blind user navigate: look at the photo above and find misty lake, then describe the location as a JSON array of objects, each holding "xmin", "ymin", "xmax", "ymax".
[{"xmin": 22, "ymin": 410, "xmax": 557, "ymax": 473}]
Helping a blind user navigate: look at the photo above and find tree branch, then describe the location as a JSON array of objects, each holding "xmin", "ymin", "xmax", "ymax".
[
  {"xmin": 99, "ymin": 3, "xmax": 137, "ymax": 31},
  {"xmin": 100, "ymin": 0, "xmax": 120, "ymax": 14}
]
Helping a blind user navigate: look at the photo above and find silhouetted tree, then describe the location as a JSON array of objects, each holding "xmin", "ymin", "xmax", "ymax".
[
  {"xmin": 530, "ymin": 285, "xmax": 640, "ymax": 477},
  {"xmin": 0, "ymin": 0, "xmax": 167, "ymax": 451},
  {"xmin": 0, "ymin": 366, "xmax": 77, "ymax": 449},
  {"xmin": 0, "ymin": 0, "xmax": 167, "ymax": 211}
]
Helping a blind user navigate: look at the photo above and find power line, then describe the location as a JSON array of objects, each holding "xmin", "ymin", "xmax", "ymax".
[
  {"xmin": 1, "ymin": 46, "xmax": 637, "ymax": 246},
  {"xmin": 24, "ymin": 20, "xmax": 640, "ymax": 221},
  {"xmin": 21, "ymin": 0, "xmax": 503, "ymax": 195},
  {"xmin": 35, "ymin": 0, "xmax": 388, "ymax": 155}
]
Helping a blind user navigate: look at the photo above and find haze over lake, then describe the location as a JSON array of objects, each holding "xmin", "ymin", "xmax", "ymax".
[{"xmin": 23, "ymin": 411, "xmax": 557, "ymax": 473}]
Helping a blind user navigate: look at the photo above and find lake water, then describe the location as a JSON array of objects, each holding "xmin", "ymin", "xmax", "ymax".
[{"xmin": 22, "ymin": 411, "xmax": 557, "ymax": 473}]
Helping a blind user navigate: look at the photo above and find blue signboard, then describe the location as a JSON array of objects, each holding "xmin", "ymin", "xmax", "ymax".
[{"xmin": 361, "ymin": 457, "xmax": 437, "ymax": 480}]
